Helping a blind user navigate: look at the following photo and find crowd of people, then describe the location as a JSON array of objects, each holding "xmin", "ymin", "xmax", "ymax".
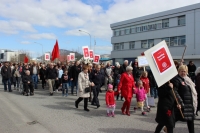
[{"xmin": 0, "ymin": 59, "xmax": 200, "ymax": 133}]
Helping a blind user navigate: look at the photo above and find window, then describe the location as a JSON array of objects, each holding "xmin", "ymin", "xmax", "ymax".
[
  {"xmin": 178, "ymin": 36, "xmax": 186, "ymax": 45},
  {"xmin": 129, "ymin": 41, "xmax": 135, "ymax": 49},
  {"xmin": 120, "ymin": 43, "xmax": 124, "ymax": 49},
  {"xmin": 120, "ymin": 29, "xmax": 125, "ymax": 35},
  {"xmin": 141, "ymin": 40, "xmax": 148, "ymax": 48},
  {"xmin": 178, "ymin": 16, "xmax": 185, "ymax": 26},
  {"xmin": 131, "ymin": 27, "xmax": 136, "ymax": 33},
  {"xmin": 136, "ymin": 27, "xmax": 141, "ymax": 32},
  {"xmin": 162, "ymin": 19, "xmax": 169, "ymax": 28},
  {"xmin": 148, "ymin": 24, "xmax": 152, "ymax": 30},
  {"xmin": 148, "ymin": 39, "xmax": 154, "ymax": 48},
  {"xmin": 156, "ymin": 23, "xmax": 162, "ymax": 29},
  {"xmin": 162, "ymin": 37, "xmax": 170, "ymax": 46},
  {"xmin": 114, "ymin": 43, "xmax": 119, "ymax": 50},
  {"xmin": 115, "ymin": 30, "xmax": 120, "ymax": 36},
  {"xmin": 170, "ymin": 37, "xmax": 178, "ymax": 46},
  {"xmin": 125, "ymin": 28, "xmax": 130, "ymax": 34}
]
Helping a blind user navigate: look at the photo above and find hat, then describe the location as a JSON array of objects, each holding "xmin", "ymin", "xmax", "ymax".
[{"xmin": 108, "ymin": 84, "xmax": 113, "ymax": 89}]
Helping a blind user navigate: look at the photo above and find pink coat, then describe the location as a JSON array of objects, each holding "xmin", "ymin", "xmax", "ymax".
[{"xmin": 134, "ymin": 87, "xmax": 146, "ymax": 102}]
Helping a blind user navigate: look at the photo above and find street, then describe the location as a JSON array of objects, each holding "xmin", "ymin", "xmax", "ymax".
[{"xmin": 0, "ymin": 76, "xmax": 200, "ymax": 133}]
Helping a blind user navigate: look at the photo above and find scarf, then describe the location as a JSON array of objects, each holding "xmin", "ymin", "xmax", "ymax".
[{"xmin": 183, "ymin": 76, "xmax": 197, "ymax": 113}]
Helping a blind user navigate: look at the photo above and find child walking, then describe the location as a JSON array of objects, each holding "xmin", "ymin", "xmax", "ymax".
[
  {"xmin": 140, "ymin": 71, "xmax": 151, "ymax": 112},
  {"xmin": 133, "ymin": 80, "xmax": 146, "ymax": 115},
  {"xmin": 105, "ymin": 84, "xmax": 118, "ymax": 117},
  {"xmin": 61, "ymin": 70, "xmax": 69, "ymax": 97}
]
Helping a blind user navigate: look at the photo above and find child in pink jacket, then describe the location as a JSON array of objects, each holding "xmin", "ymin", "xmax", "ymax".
[{"xmin": 133, "ymin": 80, "xmax": 146, "ymax": 115}]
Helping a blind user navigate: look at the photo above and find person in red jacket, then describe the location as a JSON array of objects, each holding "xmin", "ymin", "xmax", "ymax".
[
  {"xmin": 105, "ymin": 84, "xmax": 118, "ymax": 117},
  {"xmin": 140, "ymin": 71, "xmax": 150, "ymax": 112},
  {"xmin": 118, "ymin": 66, "xmax": 135, "ymax": 116}
]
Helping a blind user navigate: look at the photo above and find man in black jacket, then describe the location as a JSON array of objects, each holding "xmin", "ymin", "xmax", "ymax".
[
  {"xmin": 90, "ymin": 64, "xmax": 102, "ymax": 108},
  {"xmin": 70, "ymin": 61, "xmax": 81, "ymax": 95},
  {"xmin": 46, "ymin": 63, "xmax": 58, "ymax": 96},
  {"xmin": 187, "ymin": 61, "xmax": 196, "ymax": 82},
  {"xmin": 1, "ymin": 62, "xmax": 12, "ymax": 92},
  {"xmin": 22, "ymin": 70, "xmax": 34, "ymax": 96}
]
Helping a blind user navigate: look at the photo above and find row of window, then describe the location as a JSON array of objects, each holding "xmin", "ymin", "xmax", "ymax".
[
  {"xmin": 113, "ymin": 35, "xmax": 186, "ymax": 50},
  {"xmin": 113, "ymin": 16, "xmax": 185, "ymax": 36}
]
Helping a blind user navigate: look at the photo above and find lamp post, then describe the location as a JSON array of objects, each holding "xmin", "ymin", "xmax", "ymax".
[
  {"xmin": 79, "ymin": 30, "xmax": 91, "ymax": 49},
  {"xmin": 34, "ymin": 42, "xmax": 44, "ymax": 62}
]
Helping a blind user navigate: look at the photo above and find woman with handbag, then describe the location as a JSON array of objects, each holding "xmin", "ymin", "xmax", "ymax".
[{"xmin": 75, "ymin": 65, "xmax": 94, "ymax": 111}]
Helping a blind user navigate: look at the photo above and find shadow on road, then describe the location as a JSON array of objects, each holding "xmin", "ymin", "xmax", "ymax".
[{"xmin": 98, "ymin": 128, "xmax": 152, "ymax": 133}]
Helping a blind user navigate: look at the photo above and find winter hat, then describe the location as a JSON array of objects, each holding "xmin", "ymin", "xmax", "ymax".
[{"xmin": 108, "ymin": 84, "xmax": 113, "ymax": 89}]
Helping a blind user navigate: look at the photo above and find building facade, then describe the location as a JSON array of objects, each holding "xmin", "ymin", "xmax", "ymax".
[{"xmin": 110, "ymin": 3, "xmax": 200, "ymax": 66}]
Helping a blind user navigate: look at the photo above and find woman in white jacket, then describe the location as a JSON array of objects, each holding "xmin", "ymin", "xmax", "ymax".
[{"xmin": 75, "ymin": 65, "xmax": 94, "ymax": 111}]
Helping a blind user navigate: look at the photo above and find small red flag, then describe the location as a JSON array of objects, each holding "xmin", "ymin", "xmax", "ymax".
[
  {"xmin": 24, "ymin": 56, "xmax": 29, "ymax": 63},
  {"xmin": 51, "ymin": 40, "xmax": 60, "ymax": 61}
]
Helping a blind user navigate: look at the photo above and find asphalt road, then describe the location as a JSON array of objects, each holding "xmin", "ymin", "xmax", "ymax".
[{"xmin": 0, "ymin": 76, "xmax": 199, "ymax": 133}]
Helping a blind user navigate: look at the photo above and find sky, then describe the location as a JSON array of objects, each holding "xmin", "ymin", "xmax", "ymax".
[{"xmin": 0, "ymin": 0, "xmax": 199, "ymax": 58}]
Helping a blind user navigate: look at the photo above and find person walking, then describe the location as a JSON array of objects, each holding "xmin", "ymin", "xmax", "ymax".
[
  {"xmin": 105, "ymin": 84, "xmax": 118, "ymax": 117},
  {"xmin": 46, "ymin": 63, "xmax": 58, "ymax": 96},
  {"xmin": 39, "ymin": 64, "xmax": 46, "ymax": 89},
  {"xmin": 75, "ymin": 65, "xmax": 94, "ymax": 111},
  {"xmin": 195, "ymin": 67, "xmax": 200, "ymax": 116},
  {"xmin": 90, "ymin": 64, "xmax": 103, "ymax": 108},
  {"xmin": 1, "ymin": 62, "xmax": 12, "ymax": 92},
  {"xmin": 30, "ymin": 62, "xmax": 39, "ymax": 89},
  {"xmin": 187, "ymin": 61, "xmax": 196, "ymax": 82},
  {"xmin": 154, "ymin": 82, "xmax": 183, "ymax": 133},
  {"xmin": 61, "ymin": 70, "xmax": 69, "ymax": 97},
  {"xmin": 171, "ymin": 65, "xmax": 197, "ymax": 133},
  {"xmin": 70, "ymin": 61, "xmax": 81, "ymax": 95},
  {"xmin": 118, "ymin": 66, "xmax": 135, "ymax": 116},
  {"xmin": 12, "ymin": 64, "xmax": 21, "ymax": 90}
]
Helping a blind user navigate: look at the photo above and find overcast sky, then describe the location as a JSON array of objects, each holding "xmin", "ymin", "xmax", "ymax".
[{"xmin": 0, "ymin": 0, "xmax": 199, "ymax": 57}]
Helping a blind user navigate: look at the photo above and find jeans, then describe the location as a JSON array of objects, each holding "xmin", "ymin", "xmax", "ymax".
[
  {"xmin": 92, "ymin": 84, "xmax": 100, "ymax": 106},
  {"xmin": 3, "ymin": 78, "xmax": 11, "ymax": 91},
  {"xmin": 62, "ymin": 83, "xmax": 69, "ymax": 96},
  {"xmin": 13, "ymin": 77, "xmax": 21, "ymax": 88},
  {"xmin": 71, "ymin": 80, "xmax": 78, "ymax": 94},
  {"xmin": 32, "ymin": 74, "xmax": 38, "ymax": 89},
  {"xmin": 150, "ymin": 87, "xmax": 158, "ymax": 98}
]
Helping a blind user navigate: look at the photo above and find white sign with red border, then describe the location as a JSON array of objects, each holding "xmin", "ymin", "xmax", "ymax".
[
  {"xmin": 93, "ymin": 55, "xmax": 100, "ymax": 64},
  {"xmin": 82, "ymin": 46, "xmax": 89, "ymax": 59},
  {"xmin": 45, "ymin": 53, "xmax": 50, "ymax": 61},
  {"xmin": 70, "ymin": 53, "xmax": 75, "ymax": 61},
  {"xmin": 89, "ymin": 50, "xmax": 94, "ymax": 60},
  {"xmin": 144, "ymin": 40, "xmax": 177, "ymax": 87}
]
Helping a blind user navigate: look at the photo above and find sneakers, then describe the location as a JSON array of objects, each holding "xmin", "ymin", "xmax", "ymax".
[
  {"xmin": 107, "ymin": 113, "xmax": 114, "ymax": 117},
  {"xmin": 147, "ymin": 106, "xmax": 151, "ymax": 112},
  {"xmin": 111, "ymin": 112, "xmax": 115, "ymax": 117},
  {"xmin": 142, "ymin": 112, "xmax": 147, "ymax": 116},
  {"xmin": 107, "ymin": 113, "xmax": 111, "ymax": 117}
]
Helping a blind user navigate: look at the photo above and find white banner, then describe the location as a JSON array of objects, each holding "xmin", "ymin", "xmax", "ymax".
[{"xmin": 137, "ymin": 56, "xmax": 148, "ymax": 67}]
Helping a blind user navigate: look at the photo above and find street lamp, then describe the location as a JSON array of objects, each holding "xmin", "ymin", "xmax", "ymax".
[
  {"xmin": 34, "ymin": 42, "xmax": 44, "ymax": 62},
  {"xmin": 79, "ymin": 30, "xmax": 91, "ymax": 49}
]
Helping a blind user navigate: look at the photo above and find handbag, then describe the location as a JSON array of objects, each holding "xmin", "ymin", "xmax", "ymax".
[{"xmin": 85, "ymin": 87, "xmax": 90, "ymax": 93}]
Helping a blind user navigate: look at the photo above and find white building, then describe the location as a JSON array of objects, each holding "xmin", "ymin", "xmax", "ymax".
[
  {"xmin": 110, "ymin": 3, "xmax": 200, "ymax": 66},
  {"xmin": 0, "ymin": 49, "xmax": 19, "ymax": 62}
]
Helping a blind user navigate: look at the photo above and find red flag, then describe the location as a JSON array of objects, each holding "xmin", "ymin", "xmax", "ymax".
[
  {"xmin": 24, "ymin": 55, "xmax": 29, "ymax": 63},
  {"xmin": 51, "ymin": 40, "xmax": 60, "ymax": 61}
]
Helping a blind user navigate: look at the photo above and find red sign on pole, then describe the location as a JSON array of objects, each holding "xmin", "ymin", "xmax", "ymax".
[
  {"xmin": 152, "ymin": 47, "xmax": 172, "ymax": 74},
  {"xmin": 82, "ymin": 46, "xmax": 89, "ymax": 59},
  {"xmin": 89, "ymin": 50, "xmax": 94, "ymax": 59},
  {"xmin": 93, "ymin": 55, "xmax": 100, "ymax": 64}
]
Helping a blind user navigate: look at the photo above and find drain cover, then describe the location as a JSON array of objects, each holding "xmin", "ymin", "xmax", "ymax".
[{"xmin": 27, "ymin": 121, "xmax": 39, "ymax": 125}]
